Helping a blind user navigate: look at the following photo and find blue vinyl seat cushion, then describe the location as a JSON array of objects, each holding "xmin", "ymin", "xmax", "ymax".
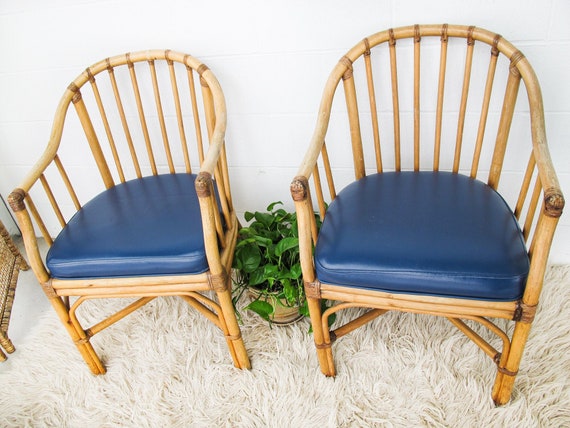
[
  {"xmin": 47, "ymin": 173, "xmax": 211, "ymax": 279},
  {"xmin": 315, "ymin": 171, "xmax": 529, "ymax": 301}
]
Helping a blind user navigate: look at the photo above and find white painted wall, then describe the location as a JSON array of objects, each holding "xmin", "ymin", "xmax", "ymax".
[{"xmin": 0, "ymin": 0, "xmax": 569, "ymax": 262}]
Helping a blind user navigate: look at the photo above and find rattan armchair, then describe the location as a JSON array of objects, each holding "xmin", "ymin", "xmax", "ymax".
[
  {"xmin": 9, "ymin": 50, "xmax": 250, "ymax": 374},
  {"xmin": 291, "ymin": 24, "xmax": 564, "ymax": 405}
]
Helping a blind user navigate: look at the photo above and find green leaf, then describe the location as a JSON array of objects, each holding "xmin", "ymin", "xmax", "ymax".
[
  {"xmin": 253, "ymin": 236, "xmax": 273, "ymax": 247},
  {"xmin": 238, "ymin": 247, "xmax": 261, "ymax": 273},
  {"xmin": 289, "ymin": 263, "xmax": 302, "ymax": 279},
  {"xmin": 255, "ymin": 212, "xmax": 275, "ymax": 228},
  {"xmin": 245, "ymin": 300, "xmax": 274, "ymax": 322},
  {"xmin": 282, "ymin": 279, "xmax": 298, "ymax": 304},
  {"xmin": 266, "ymin": 201, "xmax": 283, "ymax": 212},
  {"xmin": 244, "ymin": 211, "xmax": 255, "ymax": 222},
  {"xmin": 263, "ymin": 264, "xmax": 280, "ymax": 279},
  {"xmin": 248, "ymin": 268, "xmax": 266, "ymax": 286},
  {"xmin": 275, "ymin": 237, "xmax": 299, "ymax": 257}
]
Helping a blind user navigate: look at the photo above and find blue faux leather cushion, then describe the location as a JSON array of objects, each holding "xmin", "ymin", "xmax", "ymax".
[
  {"xmin": 315, "ymin": 171, "xmax": 530, "ymax": 301},
  {"xmin": 47, "ymin": 174, "xmax": 210, "ymax": 279}
]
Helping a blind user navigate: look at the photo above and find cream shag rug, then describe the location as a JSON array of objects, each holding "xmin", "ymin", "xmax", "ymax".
[{"xmin": 1, "ymin": 266, "xmax": 569, "ymax": 427}]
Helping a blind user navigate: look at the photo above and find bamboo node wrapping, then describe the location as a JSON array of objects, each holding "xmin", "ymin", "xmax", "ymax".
[
  {"xmin": 74, "ymin": 337, "xmax": 90, "ymax": 345},
  {"xmin": 225, "ymin": 332, "xmax": 242, "ymax": 341},
  {"xmin": 86, "ymin": 67, "xmax": 95, "ymax": 83},
  {"xmin": 68, "ymin": 83, "xmax": 82, "ymax": 104},
  {"xmin": 491, "ymin": 34, "xmax": 501, "ymax": 57},
  {"xmin": 165, "ymin": 49, "xmax": 173, "ymax": 64},
  {"xmin": 208, "ymin": 272, "xmax": 228, "ymax": 292},
  {"xmin": 389, "ymin": 28, "xmax": 396, "ymax": 46},
  {"xmin": 105, "ymin": 58, "xmax": 113, "ymax": 72},
  {"xmin": 316, "ymin": 331, "xmax": 336, "ymax": 349},
  {"xmin": 544, "ymin": 189, "xmax": 565, "ymax": 218},
  {"xmin": 509, "ymin": 50, "xmax": 525, "ymax": 76},
  {"xmin": 126, "ymin": 53, "xmax": 134, "ymax": 68},
  {"xmin": 7, "ymin": 189, "xmax": 26, "ymax": 212},
  {"xmin": 41, "ymin": 281, "xmax": 58, "ymax": 299},
  {"xmin": 339, "ymin": 56, "xmax": 353, "ymax": 80},
  {"xmin": 467, "ymin": 26, "xmax": 476, "ymax": 46},
  {"xmin": 513, "ymin": 301, "xmax": 537, "ymax": 323},
  {"xmin": 290, "ymin": 176, "xmax": 309, "ymax": 202},
  {"xmin": 441, "ymin": 23, "xmax": 449, "ymax": 43},
  {"xmin": 414, "ymin": 24, "xmax": 421, "ymax": 43},
  {"xmin": 363, "ymin": 38, "xmax": 371, "ymax": 56},
  {"xmin": 315, "ymin": 341, "xmax": 332, "ymax": 350},
  {"xmin": 498, "ymin": 366, "xmax": 518, "ymax": 377},
  {"xmin": 195, "ymin": 172, "xmax": 213, "ymax": 198},
  {"xmin": 304, "ymin": 280, "xmax": 321, "ymax": 299},
  {"xmin": 197, "ymin": 64, "xmax": 209, "ymax": 76}
]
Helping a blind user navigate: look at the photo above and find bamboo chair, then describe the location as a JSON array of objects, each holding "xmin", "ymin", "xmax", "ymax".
[
  {"xmin": 291, "ymin": 25, "xmax": 564, "ymax": 405},
  {"xmin": 8, "ymin": 50, "xmax": 250, "ymax": 374}
]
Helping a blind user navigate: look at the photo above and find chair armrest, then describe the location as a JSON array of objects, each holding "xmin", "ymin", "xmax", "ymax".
[{"xmin": 7, "ymin": 190, "xmax": 50, "ymax": 284}]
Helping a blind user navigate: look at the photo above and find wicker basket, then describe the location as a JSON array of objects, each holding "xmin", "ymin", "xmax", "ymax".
[{"xmin": 0, "ymin": 220, "xmax": 28, "ymax": 361}]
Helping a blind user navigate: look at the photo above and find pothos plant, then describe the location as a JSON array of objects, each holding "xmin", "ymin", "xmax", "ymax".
[{"xmin": 232, "ymin": 201, "xmax": 325, "ymax": 324}]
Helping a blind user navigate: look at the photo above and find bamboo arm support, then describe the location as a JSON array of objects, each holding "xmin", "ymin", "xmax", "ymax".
[{"xmin": 8, "ymin": 190, "xmax": 50, "ymax": 283}]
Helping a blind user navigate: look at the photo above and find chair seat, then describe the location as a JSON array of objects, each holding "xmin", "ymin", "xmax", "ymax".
[
  {"xmin": 315, "ymin": 171, "xmax": 530, "ymax": 301},
  {"xmin": 47, "ymin": 174, "xmax": 209, "ymax": 279}
]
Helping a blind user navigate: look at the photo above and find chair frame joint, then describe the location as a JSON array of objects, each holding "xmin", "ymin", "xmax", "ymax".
[
  {"xmin": 513, "ymin": 301, "xmax": 537, "ymax": 323},
  {"xmin": 195, "ymin": 172, "xmax": 213, "ymax": 198},
  {"xmin": 41, "ymin": 280, "xmax": 58, "ymax": 299},
  {"xmin": 8, "ymin": 189, "xmax": 26, "ymax": 212},
  {"xmin": 304, "ymin": 279, "xmax": 321, "ymax": 299},
  {"xmin": 544, "ymin": 190, "xmax": 565, "ymax": 218},
  {"xmin": 208, "ymin": 271, "xmax": 229, "ymax": 292},
  {"xmin": 290, "ymin": 176, "xmax": 309, "ymax": 202}
]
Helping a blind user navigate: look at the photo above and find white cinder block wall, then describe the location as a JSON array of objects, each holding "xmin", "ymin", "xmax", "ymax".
[{"xmin": 1, "ymin": 0, "xmax": 569, "ymax": 262}]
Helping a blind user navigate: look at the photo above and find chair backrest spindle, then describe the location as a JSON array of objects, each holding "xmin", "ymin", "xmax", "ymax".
[
  {"xmin": 148, "ymin": 60, "xmax": 175, "ymax": 174},
  {"xmin": 363, "ymin": 39, "xmax": 383, "ymax": 173},
  {"xmin": 341, "ymin": 57, "xmax": 366, "ymax": 180},
  {"xmin": 71, "ymin": 87, "xmax": 115, "ymax": 188},
  {"xmin": 108, "ymin": 62, "xmax": 143, "ymax": 179},
  {"xmin": 128, "ymin": 59, "xmax": 157, "ymax": 176},
  {"xmin": 167, "ymin": 59, "xmax": 191, "ymax": 174},
  {"xmin": 488, "ymin": 56, "xmax": 523, "ymax": 189},
  {"xmin": 414, "ymin": 25, "xmax": 421, "ymax": 172},
  {"xmin": 87, "ymin": 69, "xmax": 126, "ymax": 183},
  {"xmin": 470, "ymin": 35, "xmax": 500, "ymax": 178},
  {"xmin": 388, "ymin": 29, "xmax": 401, "ymax": 171},
  {"xmin": 454, "ymin": 27, "xmax": 475, "ymax": 173},
  {"xmin": 434, "ymin": 25, "xmax": 448, "ymax": 171}
]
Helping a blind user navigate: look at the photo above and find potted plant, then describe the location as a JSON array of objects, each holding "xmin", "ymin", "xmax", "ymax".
[{"xmin": 232, "ymin": 201, "xmax": 312, "ymax": 325}]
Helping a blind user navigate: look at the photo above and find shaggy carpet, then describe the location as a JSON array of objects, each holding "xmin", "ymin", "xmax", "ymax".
[{"xmin": 1, "ymin": 266, "xmax": 569, "ymax": 427}]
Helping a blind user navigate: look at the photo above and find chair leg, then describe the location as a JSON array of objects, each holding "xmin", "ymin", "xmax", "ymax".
[
  {"xmin": 307, "ymin": 296, "xmax": 336, "ymax": 376},
  {"xmin": 216, "ymin": 288, "xmax": 251, "ymax": 369},
  {"xmin": 492, "ymin": 321, "xmax": 532, "ymax": 405},
  {"xmin": 48, "ymin": 296, "xmax": 106, "ymax": 375}
]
